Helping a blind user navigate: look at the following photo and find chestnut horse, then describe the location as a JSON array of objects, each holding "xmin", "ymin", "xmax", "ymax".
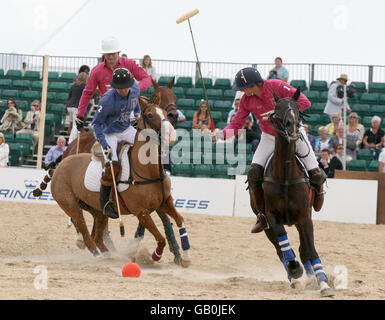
[
  {"xmin": 50, "ymin": 96, "xmax": 191, "ymax": 266},
  {"xmin": 263, "ymin": 88, "xmax": 334, "ymax": 297},
  {"xmin": 34, "ymin": 77, "xmax": 184, "ymax": 264}
]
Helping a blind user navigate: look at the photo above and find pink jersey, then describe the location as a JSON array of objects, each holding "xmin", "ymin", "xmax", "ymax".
[
  {"xmin": 222, "ymin": 79, "xmax": 310, "ymax": 139},
  {"xmin": 77, "ymin": 57, "xmax": 152, "ymax": 117}
]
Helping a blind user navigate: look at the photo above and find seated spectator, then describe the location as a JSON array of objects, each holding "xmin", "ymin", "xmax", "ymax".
[
  {"xmin": 379, "ymin": 147, "xmax": 385, "ymax": 173},
  {"xmin": 177, "ymin": 109, "xmax": 186, "ymax": 122},
  {"xmin": 0, "ymin": 101, "xmax": 5, "ymax": 120},
  {"xmin": 318, "ymin": 149, "xmax": 331, "ymax": 177},
  {"xmin": 315, "ymin": 126, "xmax": 331, "ymax": 154},
  {"xmin": 227, "ymin": 98, "xmax": 241, "ymax": 124},
  {"xmin": 0, "ymin": 99, "xmax": 23, "ymax": 134},
  {"xmin": 362, "ymin": 115, "xmax": 385, "ymax": 159},
  {"xmin": 44, "ymin": 136, "xmax": 67, "ymax": 167},
  {"xmin": 347, "ymin": 112, "xmax": 365, "ymax": 149},
  {"xmin": 329, "ymin": 126, "xmax": 357, "ymax": 161},
  {"xmin": 78, "ymin": 65, "xmax": 90, "ymax": 75},
  {"xmin": 193, "ymin": 100, "xmax": 212, "ymax": 135},
  {"xmin": 16, "ymin": 100, "xmax": 41, "ymax": 151},
  {"xmin": 236, "ymin": 117, "xmax": 261, "ymax": 153},
  {"xmin": 328, "ymin": 143, "xmax": 344, "ymax": 178},
  {"xmin": 121, "ymin": 54, "xmax": 128, "ymax": 58},
  {"xmin": 325, "ymin": 112, "xmax": 341, "ymax": 137},
  {"xmin": 0, "ymin": 132, "xmax": 10, "ymax": 167},
  {"xmin": 303, "ymin": 124, "xmax": 316, "ymax": 151},
  {"xmin": 267, "ymin": 57, "xmax": 289, "ymax": 82},
  {"xmin": 323, "ymin": 74, "xmax": 351, "ymax": 117},
  {"xmin": 140, "ymin": 54, "xmax": 157, "ymax": 79}
]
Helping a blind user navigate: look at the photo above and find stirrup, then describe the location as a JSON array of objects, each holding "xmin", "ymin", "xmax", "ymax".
[
  {"xmin": 103, "ymin": 201, "xmax": 119, "ymax": 219},
  {"xmin": 251, "ymin": 213, "xmax": 270, "ymax": 233},
  {"xmin": 257, "ymin": 213, "xmax": 270, "ymax": 230}
]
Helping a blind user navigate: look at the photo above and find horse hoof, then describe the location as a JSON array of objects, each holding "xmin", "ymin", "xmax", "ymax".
[
  {"xmin": 321, "ymin": 287, "xmax": 335, "ymax": 298},
  {"xmin": 173, "ymin": 255, "xmax": 181, "ymax": 266},
  {"xmin": 76, "ymin": 239, "xmax": 86, "ymax": 250},
  {"xmin": 181, "ymin": 258, "xmax": 191, "ymax": 268},
  {"xmin": 288, "ymin": 261, "xmax": 303, "ymax": 279}
]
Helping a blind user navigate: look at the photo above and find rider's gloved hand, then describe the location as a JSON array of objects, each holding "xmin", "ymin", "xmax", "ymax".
[
  {"xmin": 103, "ymin": 145, "xmax": 112, "ymax": 161},
  {"xmin": 75, "ymin": 116, "xmax": 84, "ymax": 131}
]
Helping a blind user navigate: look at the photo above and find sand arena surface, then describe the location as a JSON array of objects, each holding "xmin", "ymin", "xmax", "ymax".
[{"xmin": 0, "ymin": 202, "xmax": 385, "ymax": 300}]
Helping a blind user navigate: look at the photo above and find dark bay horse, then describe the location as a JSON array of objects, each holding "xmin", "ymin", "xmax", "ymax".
[
  {"xmin": 33, "ymin": 77, "xmax": 184, "ymax": 264},
  {"xmin": 263, "ymin": 88, "xmax": 334, "ymax": 297},
  {"xmin": 50, "ymin": 95, "xmax": 191, "ymax": 266}
]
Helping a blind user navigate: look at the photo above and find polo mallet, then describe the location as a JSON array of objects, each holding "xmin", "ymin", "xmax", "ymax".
[
  {"xmin": 177, "ymin": 9, "xmax": 215, "ymax": 131},
  {"xmin": 109, "ymin": 159, "xmax": 125, "ymax": 237}
]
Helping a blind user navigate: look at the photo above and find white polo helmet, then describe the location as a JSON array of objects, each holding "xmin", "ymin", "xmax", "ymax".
[{"xmin": 101, "ymin": 36, "xmax": 121, "ymax": 54}]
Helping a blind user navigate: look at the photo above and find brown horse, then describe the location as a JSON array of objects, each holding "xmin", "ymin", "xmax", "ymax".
[
  {"xmin": 50, "ymin": 95, "xmax": 191, "ymax": 266},
  {"xmin": 262, "ymin": 88, "xmax": 334, "ymax": 297},
  {"xmin": 33, "ymin": 77, "xmax": 184, "ymax": 264}
]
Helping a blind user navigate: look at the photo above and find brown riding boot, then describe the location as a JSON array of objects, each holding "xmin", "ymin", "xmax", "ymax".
[
  {"xmin": 308, "ymin": 167, "xmax": 327, "ymax": 212},
  {"xmin": 248, "ymin": 164, "xmax": 269, "ymax": 233}
]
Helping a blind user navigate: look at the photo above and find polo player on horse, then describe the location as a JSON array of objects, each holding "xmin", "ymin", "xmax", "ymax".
[
  {"xmin": 92, "ymin": 68, "xmax": 140, "ymax": 219},
  {"xmin": 215, "ymin": 67, "xmax": 327, "ymax": 233}
]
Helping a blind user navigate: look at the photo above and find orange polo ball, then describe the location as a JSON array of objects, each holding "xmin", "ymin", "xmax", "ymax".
[{"xmin": 122, "ymin": 262, "xmax": 141, "ymax": 278}]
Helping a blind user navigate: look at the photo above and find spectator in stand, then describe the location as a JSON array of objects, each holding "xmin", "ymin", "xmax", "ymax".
[
  {"xmin": 227, "ymin": 98, "xmax": 241, "ymax": 124},
  {"xmin": 303, "ymin": 124, "xmax": 316, "ymax": 151},
  {"xmin": 0, "ymin": 132, "xmax": 9, "ymax": 167},
  {"xmin": 141, "ymin": 54, "xmax": 157, "ymax": 80},
  {"xmin": 379, "ymin": 147, "xmax": 385, "ymax": 173},
  {"xmin": 78, "ymin": 65, "xmax": 90, "ymax": 75},
  {"xmin": 177, "ymin": 109, "xmax": 186, "ymax": 122},
  {"xmin": 74, "ymin": 36, "xmax": 152, "ymax": 131},
  {"xmin": 347, "ymin": 112, "xmax": 365, "ymax": 149},
  {"xmin": 325, "ymin": 112, "xmax": 341, "ymax": 137},
  {"xmin": 193, "ymin": 100, "xmax": 212, "ymax": 135},
  {"xmin": 318, "ymin": 149, "xmax": 331, "ymax": 177},
  {"xmin": 0, "ymin": 99, "xmax": 23, "ymax": 134},
  {"xmin": 362, "ymin": 115, "xmax": 385, "ymax": 159},
  {"xmin": 267, "ymin": 57, "xmax": 289, "ymax": 82},
  {"xmin": 44, "ymin": 136, "xmax": 67, "ymax": 167},
  {"xmin": 236, "ymin": 116, "xmax": 261, "ymax": 153},
  {"xmin": 16, "ymin": 100, "xmax": 41, "ymax": 151},
  {"xmin": 323, "ymin": 74, "xmax": 351, "ymax": 117},
  {"xmin": 328, "ymin": 143, "xmax": 344, "ymax": 178},
  {"xmin": 315, "ymin": 126, "xmax": 331, "ymax": 154},
  {"xmin": 329, "ymin": 125, "xmax": 357, "ymax": 161},
  {"xmin": 121, "ymin": 54, "xmax": 128, "ymax": 58},
  {"xmin": 66, "ymin": 72, "xmax": 88, "ymax": 144}
]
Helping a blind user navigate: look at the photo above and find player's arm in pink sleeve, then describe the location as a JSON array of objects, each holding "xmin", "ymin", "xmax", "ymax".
[
  {"xmin": 222, "ymin": 101, "xmax": 250, "ymax": 139},
  {"xmin": 127, "ymin": 60, "xmax": 152, "ymax": 90},
  {"xmin": 277, "ymin": 81, "xmax": 311, "ymax": 112},
  {"xmin": 77, "ymin": 72, "xmax": 98, "ymax": 117}
]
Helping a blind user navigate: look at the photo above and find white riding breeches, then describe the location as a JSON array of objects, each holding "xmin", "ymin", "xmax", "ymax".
[
  {"xmin": 104, "ymin": 126, "xmax": 137, "ymax": 161},
  {"xmin": 251, "ymin": 126, "xmax": 319, "ymax": 171},
  {"xmin": 68, "ymin": 107, "xmax": 78, "ymax": 144}
]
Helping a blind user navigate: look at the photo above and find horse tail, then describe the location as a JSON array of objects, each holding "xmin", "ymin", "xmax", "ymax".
[{"xmin": 32, "ymin": 155, "xmax": 63, "ymax": 197}]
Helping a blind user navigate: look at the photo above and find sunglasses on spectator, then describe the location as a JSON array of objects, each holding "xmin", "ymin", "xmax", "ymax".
[
  {"xmin": 337, "ymin": 147, "xmax": 344, "ymax": 150},
  {"xmin": 349, "ymin": 116, "xmax": 357, "ymax": 119},
  {"xmin": 32, "ymin": 104, "xmax": 40, "ymax": 107}
]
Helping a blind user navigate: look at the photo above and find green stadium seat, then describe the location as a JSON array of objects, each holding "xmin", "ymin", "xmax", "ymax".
[
  {"xmin": 48, "ymin": 82, "xmax": 68, "ymax": 92},
  {"xmin": 213, "ymin": 164, "xmax": 234, "ymax": 179},
  {"xmin": 367, "ymin": 160, "xmax": 379, "ymax": 172},
  {"xmin": 206, "ymin": 89, "xmax": 223, "ymax": 99},
  {"xmin": 347, "ymin": 159, "xmax": 367, "ymax": 171},
  {"xmin": 210, "ymin": 111, "xmax": 223, "ymax": 122},
  {"xmin": 350, "ymin": 81, "xmax": 366, "ymax": 94},
  {"xmin": 23, "ymin": 71, "xmax": 40, "ymax": 81},
  {"xmin": 171, "ymin": 86, "xmax": 184, "ymax": 98},
  {"xmin": 360, "ymin": 93, "xmax": 379, "ymax": 105},
  {"xmin": 2, "ymin": 132, "xmax": 15, "ymax": 142},
  {"xmin": 351, "ymin": 104, "xmax": 370, "ymax": 117},
  {"xmin": 223, "ymin": 89, "xmax": 235, "ymax": 100},
  {"xmin": 175, "ymin": 77, "xmax": 193, "ymax": 88},
  {"xmin": 175, "ymin": 120, "xmax": 192, "ymax": 129},
  {"xmin": 48, "ymin": 72, "xmax": 59, "ymax": 81},
  {"xmin": 60, "ymin": 72, "xmax": 76, "ymax": 82},
  {"xmin": 8, "ymin": 145, "xmax": 21, "ymax": 166},
  {"xmin": 290, "ymin": 80, "xmax": 308, "ymax": 92},
  {"xmin": 12, "ymin": 79, "xmax": 31, "ymax": 90},
  {"xmin": 357, "ymin": 148, "xmax": 375, "ymax": 161},
  {"xmin": 176, "ymin": 98, "xmax": 195, "ymax": 110},
  {"xmin": 46, "ymin": 92, "xmax": 57, "ymax": 102},
  {"xmin": 370, "ymin": 105, "xmax": 385, "ymax": 117},
  {"xmin": 31, "ymin": 81, "xmax": 43, "ymax": 91},
  {"xmin": 213, "ymin": 100, "xmax": 232, "ymax": 112},
  {"xmin": 195, "ymin": 78, "xmax": 213, "ymax": 89},
  {"xmin": 309, "ymin": 124, "xmax": 322, "ymax": 136},
  {"xmin": 20, "ymin": 90, "xmax": 40, "ymax": 102},
  {"xmin": 213, "ymin": 78, "xmax": 232, "ymax": 90},
  {"xmin": 55, "ymin": 92, "xmax": 68, "ymax": 103},
  {"xmin": 0, "ymin": 99, "xmax": 6, "ymax": 108},
  {"xmin": 319, "ymin": 91, "xmax": 328, "ymax": 103},
  {"xmin": 320, "ymin": 114, "xmax": 331, "ymax": 125},
  {"xmin": 2, "ymin": 89, "xmax": 19, "ymax": 99},
  {"xmin": 185, "ymin": 88, "xmax": 204, "ymax": 99},
  {"xmin": 215, "ymin": 121, "xmax": 227, "ymax": 129},
  {"xmin": 368, "ymin": 82, "xmax": 385, "ymax": 94},
  {"xmin": 362, "ymin": 116, "xmax": 379, "ymax": 127},
  {"xmin": 158, "ymin": 76, "xmax": 174, "ymax": 87},
  {"xmin": 303, "ymin": 90, "xmax": 320, "ymax": 103},
  {"xmin": 0, "ymin": 79, "xmax": 13, "ymax": 89},
  {"xmin": 184, "ymin": 110, "xmax": 196, "ymax": 121},
  {"xmin": 15, "ymin": 100, "xmax": 29, "ymax": 111},
  {"xmin": 308, "ymin": 102, "xmax": 325, "ymax": 114},
  {"xmin": 378, "ymin": 94, "xmax": 385, "ymax": 105},
  {"xmin": 0, "ymin": 69, "xmax": 4, "ymax": 77},
  {"xmin": 171, "ymin": 163, "xmax": 193, "ymax": 177},
  {"xmin": 4, "ymin": 69, "xmax": 22, "ymax": 80},
  {"xmin": 193, "ymin": 164, "xmax": 214, "ymax": 177},
  {"xmin": 310, "ymin": 80, "xmax": 328, "ymax": 91},
  {"xmin": 303, "ymin": 113, "xmax": 320, "ymax": 125}
]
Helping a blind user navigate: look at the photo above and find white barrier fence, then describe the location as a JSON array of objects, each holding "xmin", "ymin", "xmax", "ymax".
[{"xmin": 0, "ymin": 167, "xmax": 378, "ymax": 224}]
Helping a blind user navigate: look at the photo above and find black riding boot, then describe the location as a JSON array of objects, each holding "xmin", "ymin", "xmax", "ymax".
[
  {"xmin": 100, "ymin": 184, "xmax": 119, "ymax": 219},
  {"xmin": 308, "ymin": 167, "xmax": 327, "ymax": 212},
  {"xmin": 248, "ymin": 163, "xmax": 269, "ymax": 233}
]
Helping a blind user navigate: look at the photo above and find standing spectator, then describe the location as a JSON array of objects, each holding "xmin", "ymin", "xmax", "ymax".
[
  {"xmin": 267, "ymin": 57, "xmax": 289, "ymax": 82},
  {"xmin": 303, "ymin": 124, "xmax": 316, "ymax": 151},
  {"xmin": 325, "ymin": 112, "xmax": 341, "ymax": 137},
  {"xmin": 328, "ymin": 143, "xmax": 344, "ymax": 178},
  {"xmin": 379, "ymin": 147, "xmax": 385, "ymax": 173},
  {"xmin": 78, "ymin": 65, "xmax": 90, "ymax": 74},
  {"xmin": 323, "ymin": 74, "xmax": 352, "ymax": 117},
  {"xmin": 16, "ymin": 100, "xmax": 41, "ymax": 151},
  {"xmin": 318, "ymin": 149, "xmax": 331, "ymax": 177},
  {"xmin": 66, "ymin": 72, "xmax": 88, "ymax": 144},
  {"xmin": 74, "ymin": 36, "xmax": 152, "ymax": 130},
  {"xmin": 44, "ymin": 136, "xmax": 67, "ymax": 167},
  {"xmin": 0, "ymin": 132, "xmax": 9, "ymax": 167},
  {"xmin": 227, "ymin": 98, "xmax": 240, "ymax": 124},
  {"xmin": 315, "ymin": 126, "xmax": 331, "ymax": 154},
  {"xmin": 193, "ymin": 100, "xmax": 212, "ymax": 134},
  {"xmin": 362, "ymin": 115, "xmax": 385, "ymax": 159},
  {"xmin": 329, "ymin": 125, "xmax": 357, "ymax": 161},
  {"xmin": 141, "ymin": 54, "xmax": 157, "ymax": 80},
  {"xmin": 347, "ymin": 112, "xmax": 365, "ymax": 149},
  {"xmin": 0, "ymin": 99, "xmax": 23, "ymax": 134}
]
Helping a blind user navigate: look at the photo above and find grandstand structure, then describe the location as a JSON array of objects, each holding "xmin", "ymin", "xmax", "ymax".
[{"xmin": 0, "ymin": 52, "xmax": 384, "ymax": 177}]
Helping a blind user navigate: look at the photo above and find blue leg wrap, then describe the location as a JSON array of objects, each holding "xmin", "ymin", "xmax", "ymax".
[
  {"xmin": 312, "ymin": 258, "xmax": 328, "ymax": 284},
  {"xmin": 304, "ymin": 260, "xmax": 314, "ymax": 276},
  {"xmin": 281, "ymin": 257, "xmax": 292, "ymax": 282},
  {"xmin": 278, "ymin": 234, "xmax": 295, "ymax": 262},
  {"xmin": 179, "ymin": 226, "xmax": 190, "ymax": 251}
]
